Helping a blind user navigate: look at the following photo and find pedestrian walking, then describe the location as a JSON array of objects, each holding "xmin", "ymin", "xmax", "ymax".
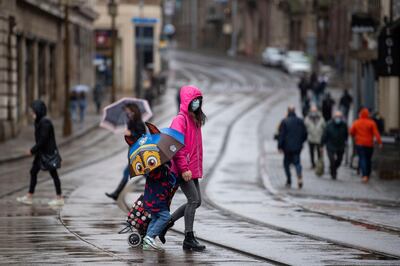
[
  {"xmin": 302, "ymin": 95, "xmax": 311, "ymax": 118},
  {"xmin": 321, "ymin": 111, "xmax": 348, "ymax": 179},
  {"xmin": 298, "ymin": 74, "xmax": 308, "ymax": 104},
  {"xmin": 339, "ymin": 89, "xmax": 353, "ymax": 121},
  {"xmin": 17, "ymin": 100, "xmax": 63, "ymax": 206},
  {"xmin": 93, "ymin": 83, "xmax": 104, "ymax": 114},
  {"xmin": 78, "ymin": 91, "xmax": 87, "ymax": 124},
  {"xmin": 350, "ymin": 108, "xmax": 382, "ymax": 183},
  {"xmin": 142, "ymin": 163, "xmax": 175, "ymax": 251},
  {"xmin": 69, "ymin": 91, "xmax": 78, "ymax": 122},
  {"xmin": 372, "ymin": 111, "xmax": 385, "ymax": 135},
  {"xmin": 304, "ymin": 105, "xmax": 325, "ymax": 168},
  {"xmin": 158, "ymin": 85, "xmax": 206, "ymax": 251},
  {"xmin": 309, "ymin": 72, "xmax": 319, "ymax": 105},
  {"xmin": 315, "ymin": 74, "xmax": 328, "ymax": 105},
  {"xmin": 322, "ymin": 92, "xmax": 335, "ymax": 122},
  {"xmin": 278, "ymin": 106, "xmax": 307, "ymax": 189},
  {"xmin": 106, "ymin": 103, "xmax": 146, "ymax": 200}
]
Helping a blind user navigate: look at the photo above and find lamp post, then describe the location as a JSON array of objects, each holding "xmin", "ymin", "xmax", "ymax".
[
  {"xmin": 108, "ymin": 0, "xmax": 118, "ymax": 103},
  {"xmin": 229, "ymin": 0, "xmax": 237, "ymax": 57},
  {"xmin": 136, "ymin": 0, "xmax": 144, "ymax": 98},
  {"xmin": 63, "ymin": 0, "xmax": 72, "ymax": 137}
]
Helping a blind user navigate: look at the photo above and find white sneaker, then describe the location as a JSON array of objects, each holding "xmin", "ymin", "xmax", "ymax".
[
  {"xmin": 17, "ymin": 195, "xmax": 33, "ymax": 205},
  {"xmin": 143, "ymin": 236, "xmax": 164, "ymax": 251},
  {"xmin": 48, "ymin": 198, "xmax": 64, "ymax": 206}
]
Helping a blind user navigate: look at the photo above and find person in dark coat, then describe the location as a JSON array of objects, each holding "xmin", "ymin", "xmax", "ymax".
[
  {"xmin": 17, "ymin": 100, "xmax": 63, "ymax": 206},
  {"xmin": 321, "ymin": 111, "xmax": 348, "ymax": 179},
  {"xmin": 93, "ymin": 83, "xmax": 104, "ymax": 114},
  {"xmin": 322, "ymin": 92, "xmax": 335, "ymax": 122},
  {"xmin": 298, "ymin": 75, "xmax": 308, "ymax": 104},
  {"xmin": 278, "ymin": 106, "xmax": 308, "ymax": 189},
  {"xmin": 372, "ymin": 111, "xmax": 385, "ymax": 135},
  {"xmin": 339, "ymin": 89, "xmax": 353, "ymax": 121}
]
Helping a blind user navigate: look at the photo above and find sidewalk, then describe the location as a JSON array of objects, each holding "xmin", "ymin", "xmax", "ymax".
[{"xmin": 0, "ymin": 112, "xmax": 101, "ymax": 164}]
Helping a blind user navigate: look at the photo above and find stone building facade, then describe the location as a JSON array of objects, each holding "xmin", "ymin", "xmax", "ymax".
[
  {"xmin": 173, "ymin": 0, "xmax": 314, "ymax": 56},
  {"xmin": 94, "ymin": 0, "xmax": 162, "ymax": 95},
  {"xmin": 0, "ymin": 0, "xmax": 97, "ymax": 142}
]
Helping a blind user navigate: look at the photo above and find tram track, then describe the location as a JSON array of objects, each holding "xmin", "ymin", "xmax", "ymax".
[
  {"xmin": 197, "ymin": 83, "xmax": 400, "ymax": 263},
  {"xmin": 5, "ymin": 49, "xmax": 398, "ymax": 264}
]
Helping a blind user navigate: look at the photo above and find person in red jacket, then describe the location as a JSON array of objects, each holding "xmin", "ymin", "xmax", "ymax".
[{"xmin": 350, "ymin": 108, "xmax": 382, "ymax": 183}]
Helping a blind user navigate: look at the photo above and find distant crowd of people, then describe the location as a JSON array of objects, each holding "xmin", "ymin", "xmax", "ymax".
[{"xmin": 276, "ymin": 73, "xmax": 385, "ymax": 189}]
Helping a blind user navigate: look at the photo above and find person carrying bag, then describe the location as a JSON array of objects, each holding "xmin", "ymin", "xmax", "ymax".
[{"xmin": 17, "ymin": 100, "xmax": 64, "ymax": 206}]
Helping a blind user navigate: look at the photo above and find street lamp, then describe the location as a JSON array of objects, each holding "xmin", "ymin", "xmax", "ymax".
[
  {"xmin": 108, "ymin": 0, "xmax": 118, "ymax": 103},
  {"xmin": 63, "ymin": 0, "xmax": 72, "ymax": 137}
]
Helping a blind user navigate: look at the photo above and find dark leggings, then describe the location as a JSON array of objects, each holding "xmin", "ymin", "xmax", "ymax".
[
  {"xmin": 170, "ymin": 178, "xmax": 201, "ymax": 233},
  {"xmin": 29, "ymin": 156, "xmax": 62, "ymax": 195}
]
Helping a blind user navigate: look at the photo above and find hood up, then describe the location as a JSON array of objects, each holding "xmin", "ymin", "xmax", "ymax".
[
  {"xmin": 179, "ymin": 85, "xmax": 203, "ymax": 114},
  {"xmin": 31, "ymin": 100, "xmax": 47, "ymax": 123},
  {"xmin": 359, "ymin": 108, "xmax": 369, "ymax": 119}
]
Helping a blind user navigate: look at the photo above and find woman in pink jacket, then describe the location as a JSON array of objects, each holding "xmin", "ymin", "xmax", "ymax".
[{"xmin": 159, "ymin": 85, "xmax": 206, "ymax": 251}]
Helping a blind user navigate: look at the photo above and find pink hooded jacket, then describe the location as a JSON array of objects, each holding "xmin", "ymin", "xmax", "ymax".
[{"xmin": 170, "ymin": 85, "xmax": 203, "ymax": 178}]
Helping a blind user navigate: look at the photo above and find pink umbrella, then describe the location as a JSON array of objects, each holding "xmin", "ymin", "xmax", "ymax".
[{"xmin": 100, "ymin": 97, "xmax": 153, "ymax": 133}]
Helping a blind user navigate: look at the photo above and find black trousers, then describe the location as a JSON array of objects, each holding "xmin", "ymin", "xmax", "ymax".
[
  {"xmin": 308, "ymin": 142, "xmax": 322, "ymax": 167},
  {"xmin": 29, "ymin": 156, "xmax": 62, "ymax": 195},
  {"xmin": 327, "ymin": 149, "xmax": 344, "ymax": 178}
]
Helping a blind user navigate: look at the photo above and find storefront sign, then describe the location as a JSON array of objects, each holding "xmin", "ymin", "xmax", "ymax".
[{"xmin": 377, "ymin": 26, "xmax": 400, "ymax": 76}]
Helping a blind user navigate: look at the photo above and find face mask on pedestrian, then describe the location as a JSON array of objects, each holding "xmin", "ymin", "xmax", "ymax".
[
  {"xmin": 190, "ymin": 99, "xmax": 201, "ymax": 112},
  {"xmin": 334, "ymin": 117, "xmax": 342, "ymax": 124}
]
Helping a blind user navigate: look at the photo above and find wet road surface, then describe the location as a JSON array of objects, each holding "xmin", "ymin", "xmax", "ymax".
[{"xmin": 1, "ymin": 50, "xmax": 400, "ymax": 265}]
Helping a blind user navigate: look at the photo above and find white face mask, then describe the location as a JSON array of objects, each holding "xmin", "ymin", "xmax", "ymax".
[{"xmin": 191, "ymin": 99, "xmax": 201, "ymax": 111}]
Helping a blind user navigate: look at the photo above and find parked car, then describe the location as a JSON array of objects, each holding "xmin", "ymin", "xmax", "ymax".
[
  {"xmin": 282, "ymin": 51, "xmax": 311, "ymax": 75},
  {"xmin": 261, "ymin": 47, "xmax": 285, "ymax": 67}
]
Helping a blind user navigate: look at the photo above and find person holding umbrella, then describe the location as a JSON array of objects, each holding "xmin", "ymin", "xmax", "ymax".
[
  {"xmin": 158, "ymin": 85, "xmax": 206, "ymax": 251},
  {"xmin": 105, "ymin": 103, "xmax": 146, "ymax": 200}
]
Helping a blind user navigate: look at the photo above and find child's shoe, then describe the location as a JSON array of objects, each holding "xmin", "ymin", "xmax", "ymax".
[{"xmin": 143, "ymin": 236, "xmax": 164, "ymax": 251}]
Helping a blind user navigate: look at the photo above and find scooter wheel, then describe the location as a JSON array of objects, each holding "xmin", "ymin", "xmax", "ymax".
[{"xmin": 128, "ymin": 232, "xmax": 142, "ymax": 247}]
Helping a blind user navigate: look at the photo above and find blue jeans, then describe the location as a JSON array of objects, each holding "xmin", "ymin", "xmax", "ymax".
[
  {"xmin": 146, "ymin": 210, "xmax": 171, "ymax": 238},
  {"xmin": 283, "ymin": 151, "xmax": 302, "ymax": 183},
  {"xmin": 356, "ymin": 145, "xmax": 373, "ymax": 177},
  {"xmin": 70, "ymin": 100, "xmax": 78, "ymax": 122}
]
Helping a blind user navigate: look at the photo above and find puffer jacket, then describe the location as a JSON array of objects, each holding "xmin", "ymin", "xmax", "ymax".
[
  {"xmin": 170, "ymin": 85, "xmax": 203, "ymax": 178},
  {"xmin": 304, "ymin": 112, "xmax": 325, "ymax": 144},
  {"xmin": 350, "ymin": 108, "xmax": 382, "ymax": 147}
]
